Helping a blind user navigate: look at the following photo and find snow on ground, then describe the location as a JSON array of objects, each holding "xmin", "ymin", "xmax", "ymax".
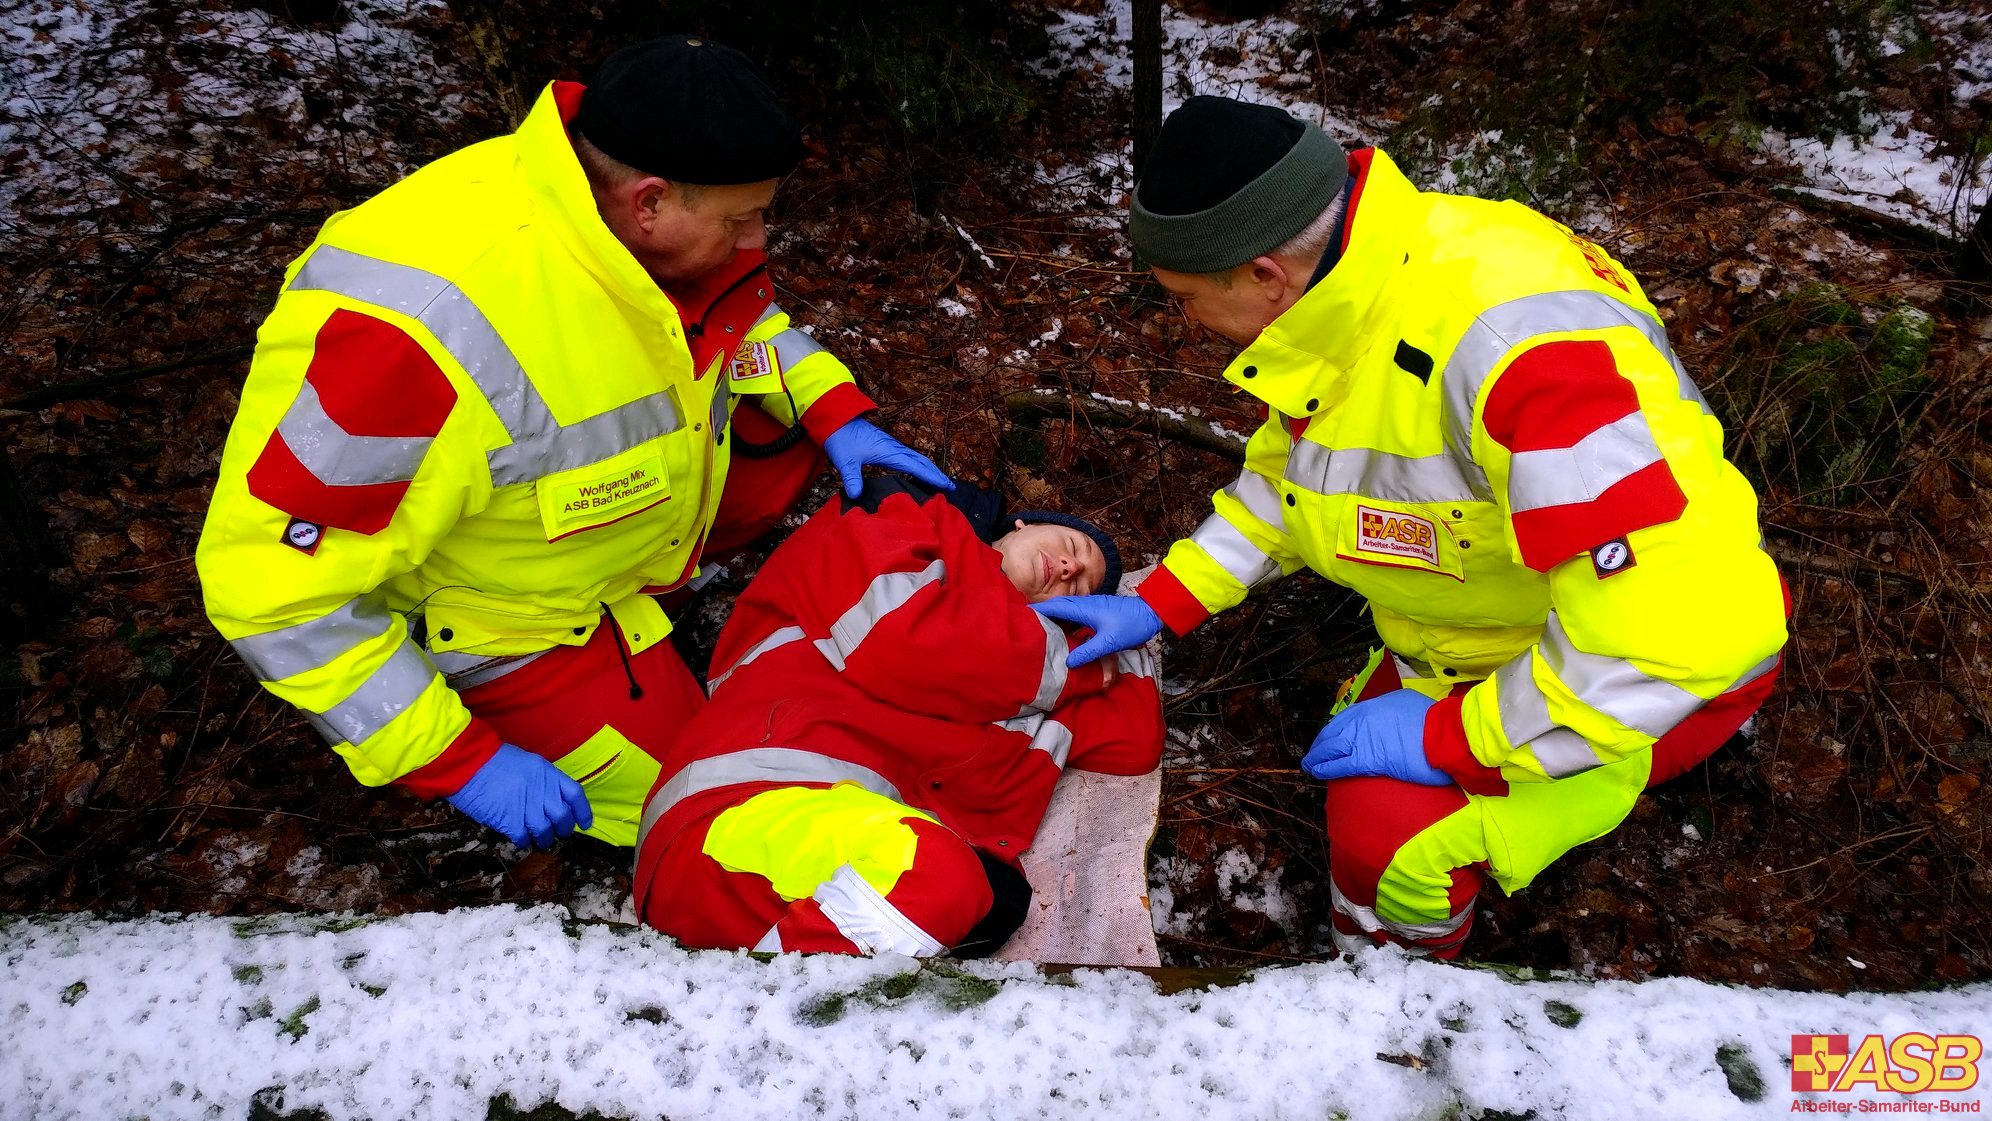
[
  {"xmin": 1036, "ymin": 0, "xmax": 1990, "ymax": 237},
  {"xmin": 0, "ymin": 0, "xmax": 477, "ymax": 222},
  {"xmin": 2, "ymin": 906, "xmax": 1988, "ymax": 1120}
]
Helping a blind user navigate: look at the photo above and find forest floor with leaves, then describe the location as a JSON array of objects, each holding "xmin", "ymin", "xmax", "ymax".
[{"xmin": 3, "ymin": 0, "xmax": 1991, "ymax": 992}]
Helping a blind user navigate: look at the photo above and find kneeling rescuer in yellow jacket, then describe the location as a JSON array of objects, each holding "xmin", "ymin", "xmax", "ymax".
[
  {"xmin": 1032, "ymin": 97, "xmax": 1787, "ymax": 957},
  {"xmin": 197, "ymin": 36, "xmax": 950, "ymax": 850}
]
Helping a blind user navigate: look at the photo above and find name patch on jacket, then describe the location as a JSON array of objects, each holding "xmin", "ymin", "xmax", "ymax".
[
  {"xmin": 1353, "ymin": 505, "xmax": 1440, "ymax": 566},
  {"xmin": 536, "ymin": 445, "xmax": 670, "ymax": 540}
]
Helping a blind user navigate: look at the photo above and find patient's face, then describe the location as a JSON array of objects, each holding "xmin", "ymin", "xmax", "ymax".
[{"xmin": 994, "ymin": 520, "xmax": 1107, "ymax": 602}]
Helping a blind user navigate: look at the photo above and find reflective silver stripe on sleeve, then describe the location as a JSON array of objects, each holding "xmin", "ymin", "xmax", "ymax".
[
  {"xmin": 812, "ymin": 864, "xmax": 946, "ymax": 957},
  {"xmin": 636, "ymin": 747, "xmax": 903, "ymax": 851},
  {"xmin": 1115, "ymin": 643, "xmax": 1158, "ymax": 681},
  {"xmin": 1284, "ymin": 441, "xmax": 1481, "ymax": 504},
  {"xmin": 276, "ymin": 381, "xmax": 434, "ymax": 486},
  {"xmin": 764, "ymin": 306, "xmax": 827, "ymax": 368},
  {"xmin": 1527, "ymin": 727, "xmax": 1604, "ymax": 778},
  {"xmin": 1505, "ymin": 411, "xmax": 1665, "ymax": 514},
  {"xmin": 1726, "ymin": 651, "xmax": 1779, "ymax": 694},
  {"xmin": 1329, "ymin": 877, "xmax": 1471, "ymax": 941},
  {"xmin": 1437, "ymin": 289, "xmax": 1711, "ymax": 496},
  {"xmin": 289, "ymin": 245, "xmax": 683, "ymax": 487},
  {"xmin": 1539, "ymin": 612, "xmax": 1703, "ymax": 738},
  {"xmin": 814, "ymin": 560, "xmax": 947, "ymax": 671},
  {"xmin": 994, "ymin": 712, "xmax": 1076, "ymax": 768},
  {"xmin": 1493, "ymin": 651, "xmax": 1607, "ymax": 778},
  {"xmin": 229, "ymin": 593, "xmax": 397, "ymax": 682},
  {"xmin": 304, "ymin": 639, "xmax": 440, "ymax": 746},
  {"xmin": 1187, "ymin": 511, "xmax": 1283, "ymax": 592},
  {"xmin": 1222, "ymin": 470, "xmax": 1289, "ymax": 533},
  {"xmin": 1027, "ymin": 612, "xmax": 1071, "ymax": 713},
  {"xmin": 707, "ymin": 625, "xmax": 806, "ymax": 695}
]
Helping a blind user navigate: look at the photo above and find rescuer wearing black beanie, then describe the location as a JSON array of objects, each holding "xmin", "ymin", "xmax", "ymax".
[{"xmin": 571, "ymin": 35, "xmax": 805, "ymax": 186}]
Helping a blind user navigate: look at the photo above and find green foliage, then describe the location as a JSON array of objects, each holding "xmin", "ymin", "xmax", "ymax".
[
  {"xmin": 1543, "ymin": 999, "xmax": 1583, "ymax": 1028},
  {"xmin": 1705, "ymin": 283, "xmax": 1935, "ymax": 504},
  {"xmin": 278, "ymin": 995, "xmax": 321, "ymax": 1041},
  {"xmin": 642, "ymin": 0, "xmax": 1035, "ymax": 134},
  {"xmin": 796, "ymin": 961, "xmax": 1003, "ymax": 1026},
  {"xmin": 115, "ymin": 620, "xmax": 174, "ymax": 680},
  {"xmin": 818, "ymin": 11, "xmax": 1034, "ymax": 134},
  {"xmin": 1717, "ymin": 1042, "xmax": 1768, "ymax": 1102}
]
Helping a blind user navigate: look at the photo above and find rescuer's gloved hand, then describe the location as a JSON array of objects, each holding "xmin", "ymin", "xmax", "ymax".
[
  {"xmin": 1030, "ymin": 595, "xmax": 1164, "ymax": 667},
  {"xmin": 446, "ymin": 743, "xmax": 594, "ymax": 848},
  {"xmin": 822, "ymin": 417, "xmax": 954, "ymax": 499},
  {"xmin": 1301, "ymin": 689, "xmax": 1452, "ymax": 786}
]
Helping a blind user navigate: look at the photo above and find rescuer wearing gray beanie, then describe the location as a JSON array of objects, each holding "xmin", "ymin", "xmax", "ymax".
[{"xmin": 1128, "ymin": 96, "xmax": 1349, "ymax": 274}]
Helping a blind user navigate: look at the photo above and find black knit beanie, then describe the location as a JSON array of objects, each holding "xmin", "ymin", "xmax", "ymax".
[
  {"xmin": 1010, "ymin": 510, "xmax": 1123, "ymax": 595},
  {"xmin": 1128, "ymin": 95, "xmax": 1348, "ymax": 273},
  {"xmin": 571, "ymin": 35, "xmax": 804, "ymax": 184},
  {"xmin": 951, "ymin": 849, "xmax": 1033, "ymax": 959}
]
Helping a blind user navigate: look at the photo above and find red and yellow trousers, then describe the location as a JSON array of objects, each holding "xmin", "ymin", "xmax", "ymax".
[
  {"xmin": 440, "ymin": 410, "xmax": 824, "ymax": 846},
  {"xmin": 1325, "ymin": 647, "xmax": 1777, "ymax": 958}
]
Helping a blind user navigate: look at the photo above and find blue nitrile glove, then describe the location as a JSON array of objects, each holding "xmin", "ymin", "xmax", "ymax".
[
  {"xmin": 1301, "ymin": 689, "xmax": 1452, "ymax": 786},
  {"xmin": 822, "ymin": 417, "xmax": 954, "ymax": 499},
  {"xmin": 1030, "ymin": 595, "xmax": 1164, "ymax": 668},
  {"xmin": 446, "ymin": 743, "xmax": 594, "ymax": 848}
]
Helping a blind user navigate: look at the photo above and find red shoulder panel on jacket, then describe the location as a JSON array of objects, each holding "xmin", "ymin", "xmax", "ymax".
[
  {"xmin": 306, "ymin": 308, "xmax": 457, "ymax": 438},
  {"xmin": 247, "ymin": 432, "xmax": 412, "ymax": 535},
  {"xmin": 1479, "ymin": 340, "xmax": 1635, "ymax": 452}
]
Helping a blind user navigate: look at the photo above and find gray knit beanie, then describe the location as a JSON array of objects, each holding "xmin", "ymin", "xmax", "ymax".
[{"xmin": 1128, "ymin": 96, "xmax": 1348, "ymax": 273}]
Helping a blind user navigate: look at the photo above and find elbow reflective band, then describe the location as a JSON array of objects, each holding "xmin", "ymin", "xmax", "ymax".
[
  {"xmin": 300, "ymin": 639, "xmax": 441, "ymax": 746},
  {"xmin": 1186, "ymin": 511, "xmax": 1284, "ymax": 591},
  {"xmin": 813, "ymin": 560, "xmax": 946, "ymax": 670},
  {"xmin": 992, "ymin": 711, "xmax": 1075, "ymax": 767},
  {"xmin": 287, "ymin": 245, "xmax": 683, "ymax": 486},
  {"xmin": 812, "ymin": 864, "xmax": 946, "ymax": 957},
  {"xmin": 1537, "ymin": 612, "xmax": 1703, "ymax": 738},
  {"xmin": 706, "ymin": 625, "xmax": 806, "ymax": 695},
  {"xmin": 1115, "ymin": 644, "xmax": 1158, "ymax": 681},
  {"xmin": 1025, "ymin": 612, "xmax": 1071, "ymax": 714},
  {"xmin": 276, "ymin": 381, "xmax": 434, "ymax": 486},
  {"xmin": 635, "ymin": 748, "xmax": 903, "ymax": 853},
  {"xmin": 227, "ymin": 592, "xmax": 397, "ymax": 682},
  {"xmin": 1505, "ymin": 411, "xmax": 1666, "ymax": 514},
  {"xmin": 756, "ymin": 304, "xmax": 828, "ymax": 369},
  {"xmin": 1224, "ymin": 471, "xmax": 1289, "ymax": 532}
]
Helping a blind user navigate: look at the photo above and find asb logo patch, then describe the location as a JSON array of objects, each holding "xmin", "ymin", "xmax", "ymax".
[
  {"xmin": 1355, "ymin": 505, "xmax": 1439, "ymax": 566},
  {"xmin": 727, "ymin": 340, "xmax": 784, "ymax": 394},
  {"xmin": 1791, "ymin": 1032, "xmax": 1983, "ymax": 1093},
  {"xmin": 1591, "ymin": 537, "xmax": 1635, "ymax": 578},
  {"xmin": 282, "ymin": 518, "xmax": 324, "ymax": 556}
]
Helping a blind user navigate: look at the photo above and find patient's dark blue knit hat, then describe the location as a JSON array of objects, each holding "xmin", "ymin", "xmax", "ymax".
[{"xmin": 1010, "ymin": 510, "xmax": 1123, "ymax": 595}]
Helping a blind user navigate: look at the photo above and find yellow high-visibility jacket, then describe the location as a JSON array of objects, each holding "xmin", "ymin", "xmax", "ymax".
[
  {"xmin": 196, "ymin": 83, "xmax": 873, "ymax": 796},
  {"xmin": 1139, "ymin": 149, "xmax": 1786, "ymax": 794}
]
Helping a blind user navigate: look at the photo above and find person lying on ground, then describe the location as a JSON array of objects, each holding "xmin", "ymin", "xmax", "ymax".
[{"xmin": 633, "ymin": 477, "xmax": 1164, "ymax": 957}]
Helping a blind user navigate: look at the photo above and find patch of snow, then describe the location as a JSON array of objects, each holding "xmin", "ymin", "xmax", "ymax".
[{"xmin": 3, "ymin": 907, "xmax": 1989, "ymax": 1119}]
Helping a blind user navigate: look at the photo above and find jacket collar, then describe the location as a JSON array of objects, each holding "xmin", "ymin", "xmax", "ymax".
[
  {"xmin": 514, "ymin": 81, "xmax": 681, "ymax": 319},
  {"xmin": 1222, "ymin": 148, "xmax": 1423, "ymax": 420}
]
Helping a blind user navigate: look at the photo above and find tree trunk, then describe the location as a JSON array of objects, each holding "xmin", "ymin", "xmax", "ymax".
[
  {"xmin": 1960, "ymin": 189, "xmax": 1992, "ymax": 289},
  {"xmin": 0, "ymin": 450, "xmax": 57, "ymax": 643},
  {"xmin": 1131, "ymin": 0, "xmax": 1163, "ymax": 178}
]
